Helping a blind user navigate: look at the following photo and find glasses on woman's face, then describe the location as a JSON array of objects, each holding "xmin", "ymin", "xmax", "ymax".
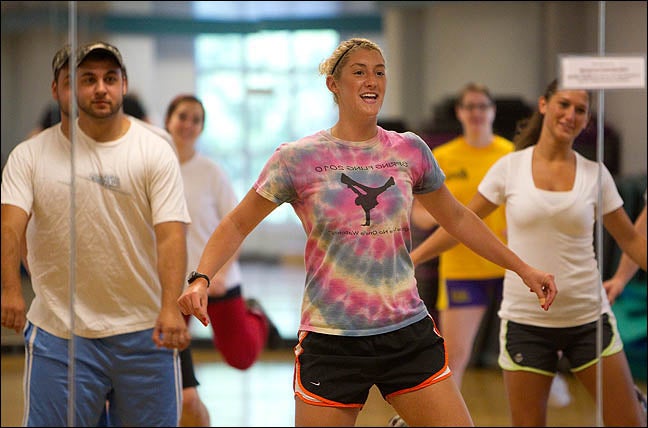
[{"xmin": 460, "ymin": 103, "xmax": 493, "ymax": 112}]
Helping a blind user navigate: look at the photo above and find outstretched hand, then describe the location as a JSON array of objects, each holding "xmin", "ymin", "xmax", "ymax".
[
  {"xmin": 521, "ymin": 267, "xmax": 557, "ymax": 310},
  {"xmin": 177, "ymin": 283, "xmax": 210, "ymax": 326}
]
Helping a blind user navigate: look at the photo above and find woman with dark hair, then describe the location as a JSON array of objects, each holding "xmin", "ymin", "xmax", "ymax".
[{"xmin": 412, "ymin": 79, "xmax": 646, "ymax": 426}]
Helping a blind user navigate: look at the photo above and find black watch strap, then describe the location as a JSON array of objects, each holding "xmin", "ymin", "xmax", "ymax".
[{"xmin": 187, "ymin": 271, "xmax": 210, "ymax": 288}]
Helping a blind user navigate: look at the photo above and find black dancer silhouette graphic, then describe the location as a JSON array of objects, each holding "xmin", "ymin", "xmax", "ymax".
[{"xmin": 341, "ymin": 173, "xmax": 395, "ymax": 226}]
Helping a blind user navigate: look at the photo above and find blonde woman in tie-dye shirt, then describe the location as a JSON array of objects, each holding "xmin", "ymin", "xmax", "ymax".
[{"xmin": 177, "ymin": 37, "xmax": 557, "ymax": 427}]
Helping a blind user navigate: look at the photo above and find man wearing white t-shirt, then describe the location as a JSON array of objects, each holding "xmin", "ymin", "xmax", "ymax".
[{"xmin": 1, "ymin": 41, "xmax": 191, "ymax": 426}]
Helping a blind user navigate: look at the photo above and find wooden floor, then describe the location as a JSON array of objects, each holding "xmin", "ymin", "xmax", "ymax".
[
  {"xmin": 3, "ymin": 346, "xmax": 645, "ymax": 427},
  {"xmin": 1, "ymin": 260, "xmax": 645, "ymax": 426}
]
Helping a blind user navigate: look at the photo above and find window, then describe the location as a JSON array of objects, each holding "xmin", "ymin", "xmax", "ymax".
[
  {"xmin": 190, "ymin": 30, "xmax": 339, "ymax": 341},
  {"xmin": 195, "ymin": 30, "xmax": 339, "ymax": 224}
]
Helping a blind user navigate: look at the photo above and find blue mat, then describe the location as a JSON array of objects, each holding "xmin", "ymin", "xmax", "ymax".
[{"xmin": 612, "ymin": 279, "xmax": 647, "ymax": 381}]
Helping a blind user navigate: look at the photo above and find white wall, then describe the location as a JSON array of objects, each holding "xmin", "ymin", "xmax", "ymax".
[
  {"xmin": 603, "ymin": 2, "xmax": 647, "ymax": 175},
  {"xmin": 152, "ymin": 36, "xmax": 198, "ymax": 127},
  {"xmin": 1, "ymin": 30, "xmax": 69, "ymax": 158},
  {"xmin": 107, "ymin": 35, "xmax": 157, "ymax": 116},
  {"xmin": 423, "ymin": 2, "xmax": 544, "ymax": 118}
]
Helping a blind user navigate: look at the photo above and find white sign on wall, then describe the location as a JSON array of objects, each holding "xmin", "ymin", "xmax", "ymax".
[{"xmin": 559, "ymin": 55, "xmax": 646, "ymax": 90}]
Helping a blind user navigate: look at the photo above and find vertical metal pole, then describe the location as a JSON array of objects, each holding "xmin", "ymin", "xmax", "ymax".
[
  {"xmin": 595, "ymin": 1, "xmax": 605, "ymax": 427},
  {"xmin": 67, "ymin": 1, "xmax": 77, "ymax": 426}
]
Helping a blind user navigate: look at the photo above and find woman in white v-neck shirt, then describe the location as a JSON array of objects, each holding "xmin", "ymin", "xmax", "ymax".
[{"xmin": 411, "ymin": 79, "xmax": 646, "ymax": 426}]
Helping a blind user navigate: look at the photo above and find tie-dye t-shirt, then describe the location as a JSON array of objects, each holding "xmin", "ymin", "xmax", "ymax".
[{"xmin": 254, "ymin": 127, "xmax": 445, "ymax": 336}]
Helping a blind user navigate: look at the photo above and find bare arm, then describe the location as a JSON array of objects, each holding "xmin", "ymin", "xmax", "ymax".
[
  {"xmin": 602, "ymin": 204, "xmax": 647, "ymax": 304},
  {"xmin": 207, "ymin": 248, "xmax": 241, "ymax": 298},
  {"xmin": 21, "ymin": 216, "xmax": 30, "ymax": 276},
  {"xmin": 415, "ymin": 185, "xmax": 557, "ymax": 310},
  {"xmin": 411, "ymin": 191, "xmax": 499, "ymax": 265},
  {"xmin": 177, "ymin": 188, "xmax": 279, "ymax": 325},
  {"xmin": 1, "ymin": 204, "xmax": 29, "ymax": 333},
  {"xmin": 152, "ymin": 220, "xmax": 191, "ymax": 350},
  {"xmin": 410, "ymin": 198, "xmax": 438, "ymax": 230}
]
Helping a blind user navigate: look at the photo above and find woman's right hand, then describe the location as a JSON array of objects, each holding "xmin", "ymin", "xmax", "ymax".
[
  {"xmin": 177, "ymin": 281, "xmax": 210, "ymax": 326},
  {"xmin": 520, "ymin": 265, "xmax": 557, "ymax": 311}
]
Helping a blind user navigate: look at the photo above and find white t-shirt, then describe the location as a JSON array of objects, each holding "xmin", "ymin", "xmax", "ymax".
[
  {"xmin": 180, "ymin": 153, "xmax": 242, "ymax": 289},
  {"xmin": 1, "ymin": 118, "xmax": 190, "ymax": 338},
  {"xmin": 478, "ymin": 146, "xmax": 623, "ymax": 327}
]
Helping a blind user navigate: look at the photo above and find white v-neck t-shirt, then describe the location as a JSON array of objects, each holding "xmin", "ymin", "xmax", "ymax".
[{"xmin": 478, "ymin": 146, "xmax": 623, "ymax": 327}]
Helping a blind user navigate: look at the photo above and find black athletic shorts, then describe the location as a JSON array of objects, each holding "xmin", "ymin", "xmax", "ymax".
[
  {"xmin": 499, "ymin": 312, "xmax": 623, "ymax": 375},
  {"xmin": 293, "ymin": 315, "xmax": 450, "ymax": 408},
  {"xmin": 180, "ymin": 346, "xmax": 200, "ymax": 389}
]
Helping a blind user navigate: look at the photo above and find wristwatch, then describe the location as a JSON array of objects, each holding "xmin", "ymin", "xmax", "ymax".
[{"xmin": 187, "ymin": 271, "xmax": 210, "ymax": 288}]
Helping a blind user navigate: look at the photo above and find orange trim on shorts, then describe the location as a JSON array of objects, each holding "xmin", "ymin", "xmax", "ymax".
[
  {"xmin": 292, "ymin": 331, "xmax": 363, "ymax": 409},
  {"xmin": 429, "ymin": 313, "xmax": 442, "ymax": 336},
  {"xmin": 385, "ymin": 323, "xmax": 453, "ymax": 401}
]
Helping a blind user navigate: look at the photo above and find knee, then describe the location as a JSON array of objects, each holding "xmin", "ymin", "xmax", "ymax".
[
  {"xmin": 182, "ymin": 387, "xmax": 200, "ymax": 410},
  {"xmin": 218, "ymin": 332, "xmax": 265, "ymax": 370}
]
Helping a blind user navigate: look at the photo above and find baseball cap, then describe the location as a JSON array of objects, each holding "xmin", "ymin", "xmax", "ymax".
[
  {"xmin": 51, "ymin": 44, "xmax": 71, "ymax": 79},
  {"xmin": 75, "ymin": 41, "xmax": 127, "ymax": 78}
]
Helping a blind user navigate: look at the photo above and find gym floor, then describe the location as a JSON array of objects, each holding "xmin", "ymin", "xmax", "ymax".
[{"xmin": 1, "ymin": 260, "xmax": 645, "ymax": 426}]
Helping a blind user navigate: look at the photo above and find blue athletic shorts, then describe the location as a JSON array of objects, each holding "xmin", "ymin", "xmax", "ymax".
[
  {"xmin": 445, "ymin": 277, "xmax": 503, "ymax": 308},
  {"xmin": 23, "ymin": 321, "xmax": 182, "ymax": 427},
  {"xmin": 293, "ymin": 316, "xmax": 451, "ymax": 408},
  {"xmin": 498, "ymin": 312, "xmax": 623, "ymax": 375}
]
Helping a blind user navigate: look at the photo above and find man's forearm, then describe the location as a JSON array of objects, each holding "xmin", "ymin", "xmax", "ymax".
[
  {"xmin": 155, "ymin": 223, "xmax": 188, "ymax": 308},
  {"xmin": 1, "ymin": 225, "xmax": 24, "ymax": 293}
]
